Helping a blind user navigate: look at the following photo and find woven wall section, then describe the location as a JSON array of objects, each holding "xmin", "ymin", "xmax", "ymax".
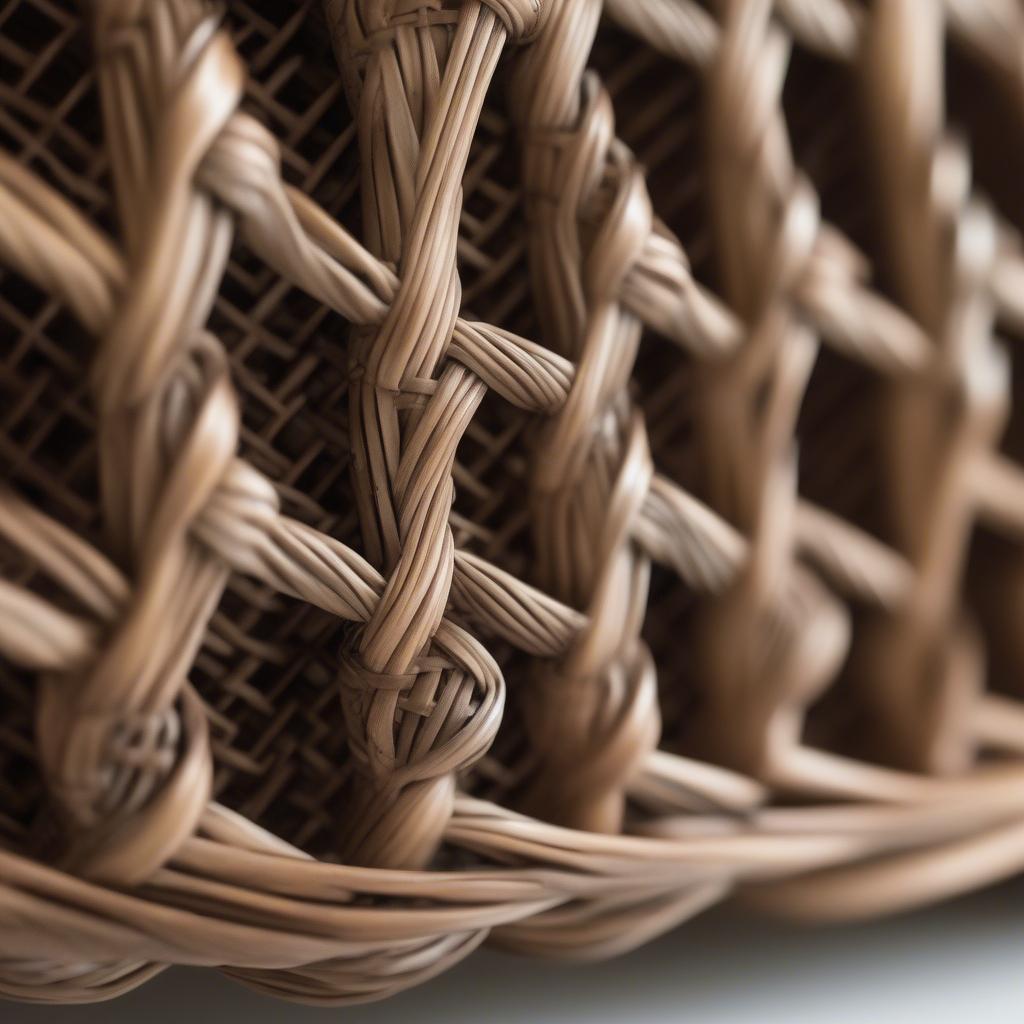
[{"xmin": 4, "ymin": 0, "xmax": 1024, "ymax": 1007}]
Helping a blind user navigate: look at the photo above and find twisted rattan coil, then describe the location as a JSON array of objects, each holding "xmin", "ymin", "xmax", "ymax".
[{"xmin": 4, "ymin": 0, "xmax": 1024, "ymax": 1006}]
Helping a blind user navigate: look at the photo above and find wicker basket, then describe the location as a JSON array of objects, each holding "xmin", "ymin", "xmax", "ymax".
[{"xmin": 4, "ymin": 0, "xmax": 1024, "ymax": 1007}]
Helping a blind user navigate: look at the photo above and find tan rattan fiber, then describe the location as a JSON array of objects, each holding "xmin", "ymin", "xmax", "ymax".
[{"xmin": 4, "ymin": 0, "xmax": 1024, "ymax": 1007}]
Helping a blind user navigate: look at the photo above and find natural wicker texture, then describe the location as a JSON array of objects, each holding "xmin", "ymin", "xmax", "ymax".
[{"xmin": 4, "ymin": 0, "xmax": 1024, "ymax": 1007}]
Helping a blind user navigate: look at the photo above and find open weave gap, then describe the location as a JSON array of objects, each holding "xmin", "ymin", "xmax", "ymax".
[
  {"xmin": 782, "ymin": 39, "xmax": 877, "ymax": 258},
  {"xmin": 945, "ymin": 31, "xmax": 1024, "ymax": 234}
]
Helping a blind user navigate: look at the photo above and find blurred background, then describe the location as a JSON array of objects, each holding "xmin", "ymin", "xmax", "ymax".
[{"xmin": 9, "ymin": 879, "xmax": 1024, "ymax": 1024}]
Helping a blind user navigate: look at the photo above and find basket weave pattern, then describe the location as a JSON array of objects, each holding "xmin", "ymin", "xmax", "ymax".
[{"xmin": 4, "ymin": 0, "xmax": 1024, "ymax": 1006}]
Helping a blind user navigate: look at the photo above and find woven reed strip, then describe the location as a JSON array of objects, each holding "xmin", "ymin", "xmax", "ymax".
[{"xmin": 504, "ymin": 0, "xmax": 662, "ymax": 835}]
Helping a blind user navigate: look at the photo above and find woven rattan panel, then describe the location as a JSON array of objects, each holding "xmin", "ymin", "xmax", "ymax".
[
  {"xmin": 0, "ymin": 0, "xmax": 724, "ymax": 857},
  {"xmin": 0, "ymin": 0, "xmax": 368, "ymax": 855},
  {"xmin": 5, "ymin": 0, "xmax": 1024, "ymax": 1008}
]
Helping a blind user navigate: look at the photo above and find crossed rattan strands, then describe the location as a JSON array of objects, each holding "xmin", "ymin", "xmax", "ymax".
[{"xmin": 5, "ymin": 0, "xmax": 1024, "ymax": 1007}]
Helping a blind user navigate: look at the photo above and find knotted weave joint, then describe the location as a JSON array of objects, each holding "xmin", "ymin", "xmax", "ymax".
[
  {"xmin": 520, "ymin": 640, "xmax": 659, "ymax": 834},
  {"xmin": 337, "ymin": 633, "xmax": 494, "ymax": 867},
  {"xmin": 36, "ymin": 682, "xmax": 211, "ymax": 885},
  {"xmin": 348, "ymin": 339, "xmax": 443, "ymax": 399},
  {"xmin": 481, "ymin": 0, "xmax": 548, "ymax": 42}
]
